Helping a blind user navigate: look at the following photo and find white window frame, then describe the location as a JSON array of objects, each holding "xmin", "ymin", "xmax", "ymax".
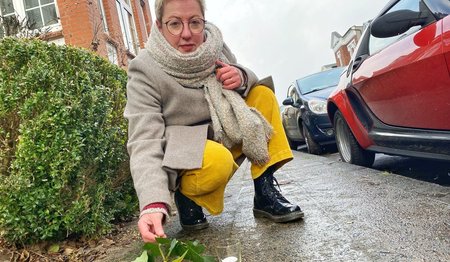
[
  {"xmin": 347, "ymin": 39, "xmax": 357, "ymax": 57},
  {"xmin": 107, "ymin": 42, "xmax": 118, "ymax": 65},
  {"xmin": 97, "ymin": 0, "xmax": 108, "ymax": 32},
  {"xmin": 116, "ymin": 0, "xmax": 139, "ymax": 55},
  {"xmin": 336, "ymin": 50, "xmax": 343, "ymax": 67},
  {"xmin": 0, "ymin": 0, "xmax": 61, "ymax": 37}
]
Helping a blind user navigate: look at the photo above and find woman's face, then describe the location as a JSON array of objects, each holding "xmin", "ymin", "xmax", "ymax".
[{"xmin": 157, "ymin": 0, "xmax": 205, "ymax": 53}]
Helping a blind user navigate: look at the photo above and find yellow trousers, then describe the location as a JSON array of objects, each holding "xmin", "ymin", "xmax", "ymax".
[{"xmin": 179, "ymin": 85, "xmax": 293, "ymax": 215}]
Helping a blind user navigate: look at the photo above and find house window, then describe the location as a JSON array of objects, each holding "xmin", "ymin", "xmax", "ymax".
[
  {"xmin": 116, "ymin": 0, "xmax": 139, "ymax": 55},
  {"xmin": 0, "ymin": 0, "xmax": 60, "ymax": 37},
  {"xmin": 347, "ymin": 39, "xmax": 357, "ymax": 57},
  {"xmin": 0, "ymin": 0, "xmax": 16, "ymax": 19},
  {"xmin": 24, "ymin": 0, "xmax": 58, "ymax": 29},
  {"xmin": 0, "ymin": 0, "xmax": 15, "ymax": 16},
  {"xmin": 0, "ymin": 0, "xmax": 16, "ymax": 37},
  {"xmin": 107, "ymin": 42, "xmax": 118, "ymax": 65}
]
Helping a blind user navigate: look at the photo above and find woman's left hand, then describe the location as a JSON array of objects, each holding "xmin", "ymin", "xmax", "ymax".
[{"xmin": 215, "ymin": 60, "xmax": 243, "ymax": 90}]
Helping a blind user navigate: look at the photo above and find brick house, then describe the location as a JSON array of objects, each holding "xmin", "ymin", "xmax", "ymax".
[
  {"xmin": 330, "ymin": 25, "xmax": 366, "ymax": 67},
  {"xmin": 0, "ymin": 0, "xmax": 153, "ymax": 68}
]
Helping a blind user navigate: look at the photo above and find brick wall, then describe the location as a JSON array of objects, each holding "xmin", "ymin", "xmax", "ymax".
[
  {"xmin": 131, "ymin": 0, "xmax": 151, "ymax": 49},
  {"xmin": 55, "ymin": 0, "xmax": 152, "ymax": 68},
  {"xmin": 57, "ymin": 0, "xmax": 96, "ymax": 49},
  {"xmin": 335, "ymin": 44, "xmax": 351, "ymax": 67}
]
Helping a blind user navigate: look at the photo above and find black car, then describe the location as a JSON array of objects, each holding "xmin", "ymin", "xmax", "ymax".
[{"xmin": 281, "ymin": 67, "xmax": 344, "ymax": 154}]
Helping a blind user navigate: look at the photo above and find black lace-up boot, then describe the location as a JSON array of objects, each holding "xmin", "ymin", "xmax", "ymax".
[
  {"xmin": 174, "ymin": 190, "xmax": 209, "ymax": 230},
  {"xmin": 253, "ymin": 167, "xmax": 304, "ymax": 222}
]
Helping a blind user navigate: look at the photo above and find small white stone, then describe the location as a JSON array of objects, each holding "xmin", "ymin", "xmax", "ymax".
[{"xmin": 222, "ymin": 256, "xmax": 238, "ymax": 262}]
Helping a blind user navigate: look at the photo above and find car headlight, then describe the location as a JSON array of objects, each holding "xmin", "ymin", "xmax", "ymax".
[{"xmin": 308, "ymin": 100, "xmax": 327, "ymax": 114}]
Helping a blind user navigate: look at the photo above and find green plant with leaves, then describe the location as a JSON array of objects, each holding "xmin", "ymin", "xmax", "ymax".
[
  {"xmin": 133, "ymin": 238, "xmax": 216, "ymax": 262},
  {"xmin": 0, "ymin": 37, "xmax": 137, "ymax": 244}
]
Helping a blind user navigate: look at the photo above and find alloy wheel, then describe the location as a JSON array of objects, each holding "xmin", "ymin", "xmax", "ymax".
[
  {"xmin": 333, "ymin": 110, "xmax": 375, "ymax": 167},
  {"xmin": 335, "ymin": 116, "xmax": 352, "ymax": 162}
]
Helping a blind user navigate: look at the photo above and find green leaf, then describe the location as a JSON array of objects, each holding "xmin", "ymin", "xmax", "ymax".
[
  {"xmin": 137, "ymin": 238, "xmax": 215, "ymax": 262},
  {"xmin": 156, "ymin": 237, "xmax": 172, "ymax": 245},
  {"xmin": 167, "ymin": 238, "xmax": 179, "ymax": 258},
  {"xmin": 202, "ymin": 255, "xmax": 217, "ymax": 262},
  {"xmin": 143, "ymin": 242, "xmax": 162, "ymax": 258},
  {"xmin": 47, "ymin": 244, "xmax": 59, "ymax": 254},
  {"xmin": 172, "ymin": 250, "xmax": 188, "ymax": 262},
  {"xmin": 132, "ymin": 251, "xmax": 148, "ymax": 262},
  {"xmin": 182, "ymin": 243, "xmax": 209, "ymax": 262},
  {"xmin": 187, "ymin": 240, "xmax": 206, "ymax": 254}
]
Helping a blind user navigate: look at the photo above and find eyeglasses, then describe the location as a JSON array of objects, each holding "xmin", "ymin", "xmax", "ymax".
[{"xmin": 163, "ymin": 17, "xmax": 206, "ymax": 36}]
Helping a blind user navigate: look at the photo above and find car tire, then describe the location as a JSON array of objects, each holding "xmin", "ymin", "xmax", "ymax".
[
  {"xmin": 302, "ymin": 123, "xmax": 322, "ymax": 155},
  {"xmin": 334, "ymin": 110, "xmax": 375, "ymax": 167}
]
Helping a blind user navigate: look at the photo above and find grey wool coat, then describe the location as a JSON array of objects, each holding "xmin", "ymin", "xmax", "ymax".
[{"xmin": 124, "ymin": 44, "xmax": 271, "ymax": 212}]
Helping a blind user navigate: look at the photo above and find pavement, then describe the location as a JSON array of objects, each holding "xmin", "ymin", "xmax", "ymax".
[{"xmin": 115, "ymin": 150, "xmax": 450, "ymax": 262}]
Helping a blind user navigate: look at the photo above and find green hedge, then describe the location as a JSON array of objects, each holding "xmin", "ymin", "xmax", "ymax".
[{"xmin": 0, "ymin": 37, "xmax": 137, "ymax": 244}]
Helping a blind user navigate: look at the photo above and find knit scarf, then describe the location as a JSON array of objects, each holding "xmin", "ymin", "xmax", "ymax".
[{"xmin": 145, "ymin": 22, "xmax": 273, "ymax": 165}]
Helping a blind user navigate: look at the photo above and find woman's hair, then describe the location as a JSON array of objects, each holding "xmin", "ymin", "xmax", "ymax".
[{"xmin": 155, "ymin": 0, "xmax": 206, "ymax": 22}]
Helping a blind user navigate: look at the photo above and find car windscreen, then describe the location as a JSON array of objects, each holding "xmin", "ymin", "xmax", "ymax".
[{"xmin": 297, "ymin": 67, "xmax": 344, "ymax": 95}]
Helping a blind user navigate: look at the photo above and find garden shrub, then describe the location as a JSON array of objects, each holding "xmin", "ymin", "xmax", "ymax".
[{"xmin": 0, "ymin": 37, "xmax": 137, "ymax": 244}]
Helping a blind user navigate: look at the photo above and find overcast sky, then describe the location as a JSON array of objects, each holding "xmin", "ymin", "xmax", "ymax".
[{"xmin": 148, "ymin": 0, "xmax": 389, "ymax": 102}]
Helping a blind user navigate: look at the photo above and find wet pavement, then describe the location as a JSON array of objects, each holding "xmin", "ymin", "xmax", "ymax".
[
  {"xmin": 320, "ymin": 150, "xmax": 450, "ymax": 186},
  {"xmin": 118, "ymin": 150, "xmax": 450, "ymax": 261}
]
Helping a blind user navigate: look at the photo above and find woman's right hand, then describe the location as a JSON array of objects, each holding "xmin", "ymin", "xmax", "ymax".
[
  {"xmin": 215, "ymin": 60, "xmax": 243, "ymax": 90},
  {"xmin": 137, "ymin": 212, "xmax": 166, "ymax": 242}
]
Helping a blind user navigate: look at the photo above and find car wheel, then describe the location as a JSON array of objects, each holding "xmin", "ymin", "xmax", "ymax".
[
  {"xmin": 334, "ymin": 110, "xmax": 375, "ymax": 167},
  {"xmin": 302, "ymin": 123, "xmax": 322, "ymax": 155}
]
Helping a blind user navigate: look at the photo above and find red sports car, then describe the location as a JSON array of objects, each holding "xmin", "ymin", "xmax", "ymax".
[{"xmin": 327, "ymin": 0, "xmax": 450, "ymax": 167}]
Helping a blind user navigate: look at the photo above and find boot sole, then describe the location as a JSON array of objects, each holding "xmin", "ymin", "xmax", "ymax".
[
  {"xmin": 181, "ymin": 221, "xmax": 210, "ymax": 231},
  {"xmin": 253, "ymin": 209, "xmax": 304, "ymax": 223}
]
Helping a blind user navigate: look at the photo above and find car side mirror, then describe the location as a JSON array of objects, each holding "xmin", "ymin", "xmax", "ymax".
[
  {"xmin": 282, "ymin": 97, "xmax": 294, "ymax": 106},
  {"xmin": 371, "ymin": 9, "xmax": 429, "ymax": 38}
]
